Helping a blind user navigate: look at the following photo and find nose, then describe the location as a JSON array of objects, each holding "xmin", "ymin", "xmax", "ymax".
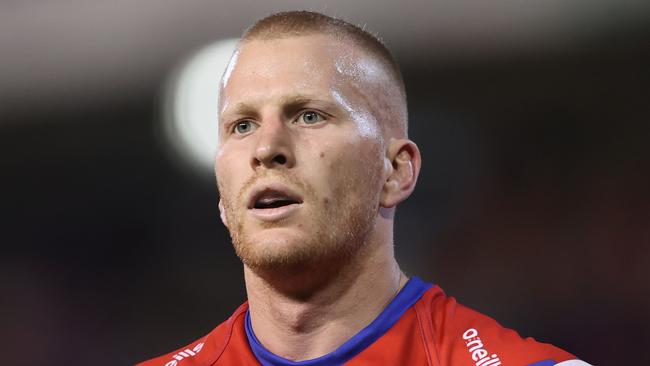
[{"xmin": 251, "ymin": 118, "xmax": 295, "ymax": 170}]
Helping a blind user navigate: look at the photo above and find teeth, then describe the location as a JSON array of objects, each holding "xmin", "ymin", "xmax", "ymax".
[
  {"xmin": 255, "ymin": 194, "xmax": 297, "ymax": 209},
  {"xmin": 251, "ymin": 189, "xmax": 302, "ymax": 209},
  {"xmin": 259, "ymin": 196, "xmax": 283, "ymax": 205}
]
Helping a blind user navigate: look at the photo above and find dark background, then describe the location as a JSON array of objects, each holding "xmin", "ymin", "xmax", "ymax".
[{"xmin": 1, "ymin": 2, "xmax": 649, "ymax": 365}]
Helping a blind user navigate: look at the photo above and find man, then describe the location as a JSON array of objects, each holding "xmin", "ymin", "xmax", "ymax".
[{"xmin": 139, "ymin": 11, "xmax": 590, "ymax": 366}]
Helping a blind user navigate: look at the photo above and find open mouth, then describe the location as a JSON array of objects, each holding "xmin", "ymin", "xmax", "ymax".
[
  {"xmin": 254, "ymin": 195, "xmax": 301, "ymax": 209},
  {"xmin": 249, "ymin": 187, "xmax": 303, "ymax": 210}
]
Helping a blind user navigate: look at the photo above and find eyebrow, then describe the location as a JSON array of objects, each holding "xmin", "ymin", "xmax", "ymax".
[{"xmin": 222, "ymin": 93, "xmax": 339, "ymax": 121}]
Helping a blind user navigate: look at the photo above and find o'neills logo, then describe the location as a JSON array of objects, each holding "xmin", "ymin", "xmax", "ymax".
[
  {"xmin": 462, "ymin": 328, "xmax": 502, "ymax": 366},
  {"xmin": 164, "ymin": 342, "xmax": 204, "ymax": 366}
]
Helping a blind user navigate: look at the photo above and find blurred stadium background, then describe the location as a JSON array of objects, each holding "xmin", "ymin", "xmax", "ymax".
[{"xmin": 1, "ymin": 1, "xmax": 649, "ymax": 364}]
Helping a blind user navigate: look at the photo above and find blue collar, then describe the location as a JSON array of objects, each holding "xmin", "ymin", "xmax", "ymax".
[{"xmin": 245, "ymin": 276, "xmax": 432, "ymax": 366}]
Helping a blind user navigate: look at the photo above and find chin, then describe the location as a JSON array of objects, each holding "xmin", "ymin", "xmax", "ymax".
[{"xmin": 234, "ymin": 228, "xmax": 320, "ymax": 270}]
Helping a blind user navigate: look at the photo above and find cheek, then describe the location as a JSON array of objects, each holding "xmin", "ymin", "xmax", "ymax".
[
  {"xmin": 215, "ymin": 153, "xmax": 243, "ymax": 199},
  {"xmin": 216, "ymin": 141, "xmax": 250, "ymax": 177},
  {"xmin": 312, "ymin": 140, "xmax": 384, "ymax": 199},
  {"xmin": 215, "ymin": 156, "xmax": 229, "ymax": 186}
]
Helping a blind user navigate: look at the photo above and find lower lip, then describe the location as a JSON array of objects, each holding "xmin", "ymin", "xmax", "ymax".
[{"xmin": 249, "ymin": 203, "xmax": 302, "ymax": 222}]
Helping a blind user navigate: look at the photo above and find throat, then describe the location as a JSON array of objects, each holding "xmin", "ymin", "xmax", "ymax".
[
  {"xmin": 244, "ymin": 265, "xmax": 407, "ymax": 363},
  {"xmin": 246, "ymin": 303, "xmax": 351, "ymax": 361}
]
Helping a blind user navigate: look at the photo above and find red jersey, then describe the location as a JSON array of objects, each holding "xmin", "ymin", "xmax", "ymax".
[{"xmin": 138, "ymin": 277, "xmax": 590, "ymax": 366}]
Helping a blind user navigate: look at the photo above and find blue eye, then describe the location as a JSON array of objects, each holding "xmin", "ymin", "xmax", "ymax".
[
  {"xmin": 300, "ymin": 111, "xmax": 324, "ymax": 125},
  {"xmin": 234, "ymin": 120, "xmax": 255, "ymax": 134}
]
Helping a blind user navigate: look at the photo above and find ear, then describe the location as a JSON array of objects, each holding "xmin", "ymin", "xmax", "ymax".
[
  {"xmin": 380, "ymin": 138, "xmax": 421, "ymax": 208},
  {"xmin": 218, "ymin": 199, "xmax": 228, "ymax": 227}
]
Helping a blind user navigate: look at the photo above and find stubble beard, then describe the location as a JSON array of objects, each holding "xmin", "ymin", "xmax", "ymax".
[{"xmin": 218, "ymin": 168, "xmax": 382, "ymax": 276}]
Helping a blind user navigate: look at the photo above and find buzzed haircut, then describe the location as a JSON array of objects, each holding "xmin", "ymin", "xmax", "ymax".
[
  {"xmin": 242, "ymin": 11, "xmax": 405, "ymax": 97},
  {"xmin": 229, "ymin": 11, "xmax": 409, "ymax": 138}
]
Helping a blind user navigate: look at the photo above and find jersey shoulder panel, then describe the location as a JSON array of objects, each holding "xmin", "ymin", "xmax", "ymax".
[
  {"xmin": 136, "ymin": 302, "xmax": 249, "ymax": 366},
  {"xmin": 415, "ymin": 285, "xmax": 583, "ymax": 366}
]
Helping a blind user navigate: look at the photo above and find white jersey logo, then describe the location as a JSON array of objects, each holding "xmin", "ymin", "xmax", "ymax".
[
  {"xmin": 462, "ymin": 328, "xmax": 502, "ymax": 366},
  {"xmin": 164, "ymin": 342, "xmax": 204, "ymax": 366}
]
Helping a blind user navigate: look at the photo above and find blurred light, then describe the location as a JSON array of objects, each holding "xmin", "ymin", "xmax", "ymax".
[{"xmin": 162, "ymin": 38, "xmax": 238, "ymax": 172}]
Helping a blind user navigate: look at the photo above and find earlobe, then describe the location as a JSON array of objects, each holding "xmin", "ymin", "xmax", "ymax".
[
  {"xmin": 218, "ymin": 199, "xmax": 228, "ymax": 227},
  {"xmin": 380, "ymin": 139, "xmax": 421, "ymax": 208}
]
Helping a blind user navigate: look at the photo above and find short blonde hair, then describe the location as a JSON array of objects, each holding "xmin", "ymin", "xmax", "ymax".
[{"xmin": 240, "ymin": 11, "xmax": 408, "ymax": 137}]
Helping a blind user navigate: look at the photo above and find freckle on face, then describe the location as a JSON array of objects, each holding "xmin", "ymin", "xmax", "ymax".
[
  {"xmin": 320, "ymin": 152, "xmax": 325, "ymax": 158},
  {"xmin": 323, "ymin": 197, "xmax": 329, "ymax": 204}
]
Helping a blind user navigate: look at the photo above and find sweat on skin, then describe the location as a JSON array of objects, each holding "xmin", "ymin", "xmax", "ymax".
[{"xmin": 213, "ymin": 34, "xmax": 420, "ymax": 361}]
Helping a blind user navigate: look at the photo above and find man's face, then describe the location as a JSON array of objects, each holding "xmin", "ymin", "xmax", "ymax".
[{"xmin": 216, "ymin": 34, "xmax": 389, "ymax": 271}]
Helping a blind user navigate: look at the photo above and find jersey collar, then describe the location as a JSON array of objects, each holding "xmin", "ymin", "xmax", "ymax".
[{"xmin": 245, "ymin": 276, "xmax": 432, "ymax": 366}]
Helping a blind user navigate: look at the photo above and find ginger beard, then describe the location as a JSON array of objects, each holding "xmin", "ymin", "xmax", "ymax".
[
  {"xmin": 214, "ymin": 35, "xmax": 400, "ymax": 276},
  {"xmin": 216, "ymin": 141, "xmax": 385, "ymax": 274}
]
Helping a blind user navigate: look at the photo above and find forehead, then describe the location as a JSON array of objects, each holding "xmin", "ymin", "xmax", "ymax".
[
  {"xmin": 233, "ymin": 35, "xmax": 344, "ymax": 79},
  {"xmin": 220, "ymin": 34, "xmax": 388, "ymax": 111}
]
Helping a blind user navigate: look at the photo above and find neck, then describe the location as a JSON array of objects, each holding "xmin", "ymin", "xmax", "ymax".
[{"xmin": 243, "ymin": 224, "xmax": 406, "ymax": 362}]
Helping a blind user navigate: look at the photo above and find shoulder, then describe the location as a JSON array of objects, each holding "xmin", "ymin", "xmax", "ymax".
[
  {"xmin": 136, "ymin": 303, "xmax": 249, "ymax": 366},
  {"xmin": 414, "ymin": 285, "xmax": 591, "ymax": 366}
]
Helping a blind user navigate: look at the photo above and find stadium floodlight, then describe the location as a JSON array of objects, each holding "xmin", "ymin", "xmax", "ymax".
[{"xmin": 162, "ymin": 38, "xmax": 239, "ymax": 173}]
